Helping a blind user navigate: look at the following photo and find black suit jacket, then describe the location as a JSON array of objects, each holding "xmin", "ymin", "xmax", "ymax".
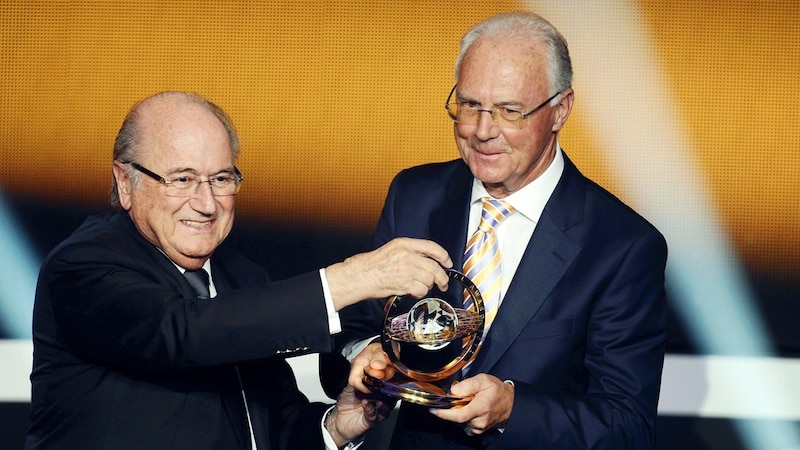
[
  {"xmin": 27, "ymin": 211, "xmax": 332, "ymax": 449},
  {"xmin": 343, "ymin": 153, "xmax": 667, "ymax": 449}
]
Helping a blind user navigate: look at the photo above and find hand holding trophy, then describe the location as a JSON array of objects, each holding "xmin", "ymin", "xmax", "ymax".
[{"xmin": 363, "ymin": 269, "xmax": 485, "ymax": 408}]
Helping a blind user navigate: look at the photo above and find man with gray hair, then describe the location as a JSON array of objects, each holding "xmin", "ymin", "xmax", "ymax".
[{"xmin": 347, "ymin": 12, "xmax": 667, "ymax": 449}]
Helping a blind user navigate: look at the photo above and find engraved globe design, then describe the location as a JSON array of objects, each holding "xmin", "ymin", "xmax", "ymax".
[{"xmin": 406, "ymin": 298, "xmax": 458, "ymax": 350}]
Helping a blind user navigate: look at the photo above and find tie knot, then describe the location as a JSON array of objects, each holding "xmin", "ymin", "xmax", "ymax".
[
  {"xmin": 478, "ymin": 197, "xmax": 515, "ymax": 232},
  {"xmin": 183, "ymin": 269, "xmax": 210, "ymax": 298}
]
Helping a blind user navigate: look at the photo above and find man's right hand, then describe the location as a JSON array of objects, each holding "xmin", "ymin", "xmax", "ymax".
[{"xmin": 325, "ymin": 238, "xmax": 452, "ymax": 310}]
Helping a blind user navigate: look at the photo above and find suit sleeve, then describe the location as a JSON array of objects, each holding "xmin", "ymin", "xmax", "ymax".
[
  {"xmin": 238, "ymin": 359, "xmax": 331, "ymax": 449},
  {"xmin": 493, "ymin": 228, "xmax": 667, "ymax": 449},
  {"xmin": 43, "ymin": 238, "xmax": 333, "ymax": 371}
]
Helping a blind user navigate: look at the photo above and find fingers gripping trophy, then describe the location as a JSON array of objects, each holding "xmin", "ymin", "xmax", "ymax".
[{"xmin": 363, "ymin": 269, "xmax": 485, "ymax": 408}]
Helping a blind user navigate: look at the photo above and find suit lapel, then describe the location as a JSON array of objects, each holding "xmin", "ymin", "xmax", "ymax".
[
  {"xmin": 468, "ymin": 154, "xmax": 586, "ymax": 374},
  {"xmin": 469, "ymin": 212, "xmax": 580, "ymax": 373},
  {"xmin": 430, "ymin": 164, "xmax": 473, "ymax": 269},
  {"xmin": 113, "ymin": 212, "xmax": 200, "ymax": 298},
  {"xmin": 210, "ymin": 258, "xmax": 233, "ymax": 293}
]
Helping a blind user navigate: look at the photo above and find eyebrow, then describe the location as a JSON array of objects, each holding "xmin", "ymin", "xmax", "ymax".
[
  {"xmin": 163, "ymin": 166, "xmax": 236, "ymax": 176},
  {"xmin": 456, "ymin": 92, "xmax": 525, "ymax": 108}
]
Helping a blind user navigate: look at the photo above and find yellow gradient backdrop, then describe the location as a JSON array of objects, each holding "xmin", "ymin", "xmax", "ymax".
[{"xmin": 1, "ymin": 1, "xmax": 798, "ymax": 276}]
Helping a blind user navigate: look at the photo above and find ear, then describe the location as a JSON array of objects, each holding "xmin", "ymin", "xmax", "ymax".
[
  {"xmin": 112, "ymin": 161, "xmax": 133, "ymax": 210},
  {"xmin": 551, "ymin": 88, "xmax": 574, "ymax": 133}
]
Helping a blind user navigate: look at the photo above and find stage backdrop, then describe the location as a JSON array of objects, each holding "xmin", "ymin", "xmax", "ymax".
[{"xmin": 1, "ymin": 2, "xmax": 798, "ymax": 449}]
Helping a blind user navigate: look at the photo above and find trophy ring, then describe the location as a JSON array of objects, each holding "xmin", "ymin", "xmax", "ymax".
[{"xmin": 363, "ymin": 269, "xmax": 485, "ymax": 408}]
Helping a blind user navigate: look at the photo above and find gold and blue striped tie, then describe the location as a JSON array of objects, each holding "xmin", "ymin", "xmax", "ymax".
[{"xmin": 463, "ymin": 197, "xmax": 515, "ymax": 331}]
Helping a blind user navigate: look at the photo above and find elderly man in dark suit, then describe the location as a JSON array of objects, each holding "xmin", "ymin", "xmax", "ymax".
[
  {"xmin": 346, "ymin": 12, "xmax": 668, "ymax": 449},
  {"xmin": 26, "ymin": 91, "xmax": 452, "ymax": 449}
]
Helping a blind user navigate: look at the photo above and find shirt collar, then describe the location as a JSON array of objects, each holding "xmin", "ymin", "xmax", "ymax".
[
  {"xmin": 470, "ymin": 143, "xmax": 564, "ymax": 224},
  {"xmin": 171, "ymin": 256, "xmax": 213, "ymax": 278}
]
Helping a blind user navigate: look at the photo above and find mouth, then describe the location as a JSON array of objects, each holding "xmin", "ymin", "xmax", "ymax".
[
  {"xmin": 180, "ymin": 219, "xmax": 215, "ymax": 229},
  {"xmin": 470, "ymin": 143, "xmax": 505, "ymax": 155},
  {"xmin": 474, "ymin": 148, "xmax": 504, "ymax": 158}
]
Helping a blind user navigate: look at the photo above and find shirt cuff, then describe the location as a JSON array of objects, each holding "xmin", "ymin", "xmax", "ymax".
[
  {"xmin": 496, "ymin": 379, "xmax": 515, "ymax": 434},
  {"xmin": 341, "ymin": 335, "xmax": 380, "ymax": 362},
  {"xmin": 319, "ymin": 269, "xmax": 342, "ymax": 335}
]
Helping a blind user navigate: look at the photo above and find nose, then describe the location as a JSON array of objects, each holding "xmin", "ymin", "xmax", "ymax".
[
  {"xmin": 189, "ymin": 181, "xmax": 217, "ymax": 213},
  {"xmin": 475, "ymin": 109, "xmax": 500, "ymax": 141}
]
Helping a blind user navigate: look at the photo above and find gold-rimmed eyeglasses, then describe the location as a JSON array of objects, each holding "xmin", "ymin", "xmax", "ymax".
[
  {"xmin": 445, "ymin": 85, "xmax": 561, "ymax": 129},
  {"xmin": 124, "ymin": 161, "xmax": 243, "ymax": 197}
]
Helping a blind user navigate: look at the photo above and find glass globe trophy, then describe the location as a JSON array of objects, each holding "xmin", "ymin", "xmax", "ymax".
[{"xmin": 363, "ymin": 269, "xmax": 485, "ymax": 408}]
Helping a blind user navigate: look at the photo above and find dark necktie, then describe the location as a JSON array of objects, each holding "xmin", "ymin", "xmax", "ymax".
[{"xmin": 183, "ymin": 269, "xmax": 210, "ymax": 298}]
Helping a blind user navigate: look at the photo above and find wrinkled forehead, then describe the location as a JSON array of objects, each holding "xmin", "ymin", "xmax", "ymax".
[
  {"xmin": 457, "ymin": 37, "xmax": 550, "ymax": 99},
  {"xmin": 136, "ymin": 101, "xmax": 232, "ymax": 166}
]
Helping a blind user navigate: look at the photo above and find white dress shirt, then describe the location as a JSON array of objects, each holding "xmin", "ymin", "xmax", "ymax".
[{"xmin": 464, "ymin": 145, "xmax": 564, "ymax": 332}]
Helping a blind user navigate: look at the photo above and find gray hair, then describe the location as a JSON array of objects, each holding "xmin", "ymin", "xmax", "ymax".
[
  {"xmin": 110, "ymin": 92, "xmax": 240, "ymax": 207},
  {"xmin": 454, "ymin": 12, "xmax": 573, "ymax": 98}
]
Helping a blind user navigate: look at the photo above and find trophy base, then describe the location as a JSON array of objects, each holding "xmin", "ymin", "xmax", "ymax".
[{"xmin": 363, "ymin": 373, "xmax": 472, "ymax": 408}]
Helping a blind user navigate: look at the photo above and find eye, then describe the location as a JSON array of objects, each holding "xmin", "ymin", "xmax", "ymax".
[
  {"xmin": 210, "ymin": 175, "xmax": 234, "ymax": 186},
  {"xmin": 169, "ymin": 175, "xmax": 195, "ymax": 188},
  {"xmin": 459, "ymin": 101, "xmax": 480, "ymax": 111},
  {"xmin": 498, "ymin": 106, "xmax": 522, "ymax": 117}
]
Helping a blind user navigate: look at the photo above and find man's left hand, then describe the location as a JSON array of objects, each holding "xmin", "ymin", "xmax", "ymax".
[{"xmin": 325, "ymin": 385, "xmax": 394, "ymax": 448}]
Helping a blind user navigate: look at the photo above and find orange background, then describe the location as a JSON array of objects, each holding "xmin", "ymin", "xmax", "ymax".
[{"xmin": 1, "ymin": 1, "xmax": 798, "ymax": 276}]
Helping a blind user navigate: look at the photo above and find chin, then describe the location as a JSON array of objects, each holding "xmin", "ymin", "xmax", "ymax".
[
  {"xmin": 175, "ymin": 242, "xmax": 217, "ymax": 259},
  {"xmin": 471, "ymin": 167, "xmax": 508, "ymax": 184}
]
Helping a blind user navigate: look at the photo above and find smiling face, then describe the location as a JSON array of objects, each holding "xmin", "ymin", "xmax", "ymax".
[
  {"xmin": 454, "ymin": 36, "xmax": 573, "ymax": 198},
  {"xmin": 112, "ymin": 96, "xmax": 236, "ymax": 270}
]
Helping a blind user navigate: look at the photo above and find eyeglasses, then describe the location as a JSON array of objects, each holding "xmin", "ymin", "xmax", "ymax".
[
  {"xmin": 445, "ymin": 85, "xmax": 561, "ymax": 129},
  {"xmin": 124, "ymin": 161, "xmax": 243, "ymax": 197}
]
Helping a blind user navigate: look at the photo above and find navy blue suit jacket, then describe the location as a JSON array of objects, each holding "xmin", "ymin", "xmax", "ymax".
[
  {"xmin": 348, "ymin": 153, "xmax": 667, "ymax": 449},
  {"xmin": 27, "ymin": 211, "xmax": 332, "ymax": 449}
]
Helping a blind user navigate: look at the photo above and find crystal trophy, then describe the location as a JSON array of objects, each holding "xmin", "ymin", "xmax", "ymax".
[{"xmin": 363, "ymin": 269, "xmax": 484, "ymax": 408}]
